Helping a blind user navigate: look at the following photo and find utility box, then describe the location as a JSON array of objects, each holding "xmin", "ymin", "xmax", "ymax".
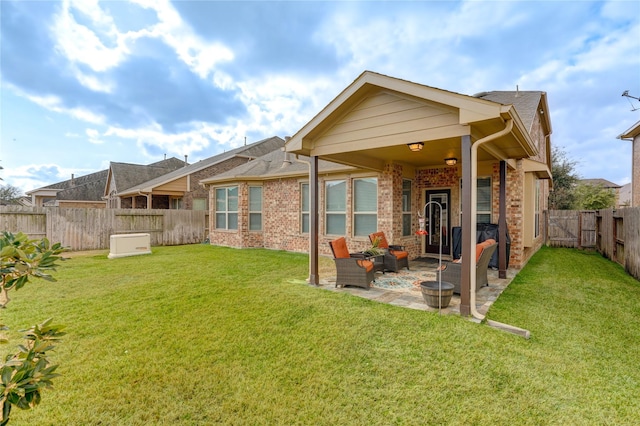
[{"xmin": 108, "ymin": 233, "xmax": 151, "ymax": 259}]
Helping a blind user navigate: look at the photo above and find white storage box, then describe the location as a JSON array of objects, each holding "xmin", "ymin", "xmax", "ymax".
[{"xmin": 108, "ymin": 233, "xmax": 151, "ymax": 259}]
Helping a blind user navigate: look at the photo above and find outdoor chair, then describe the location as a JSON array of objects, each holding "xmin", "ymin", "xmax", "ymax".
[
  {"xmin": 329, "ymin": 237, "xmax": 375, "ymax": 289},
  {"xmin": 368, "ymin": 231, "xmax": 409, "ymax": 273},
  {"xmin": 440, "ymin": 239, "xmax": 498, "ymax": 294}
]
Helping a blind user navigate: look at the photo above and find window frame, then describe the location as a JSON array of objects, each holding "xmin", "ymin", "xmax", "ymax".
[
  {"xmin": 215, "ymin": 186, "xmax": 238, "ymax": 231},
  {"xmin": 352, "ymin": 177, "xmax": 378, "ymax": 237},
  {"xmin": 324, "ymin": 179, "xmax": 346, "ymax": 236},
  {"xmin": 248, "ymin": 185, "xmax": 263, "ymax": 231},
  {"xmin": 300, "ymin": 182, "xmax": 310, "ymax": 234},
  {"xmin": 402, "ymin": 179, "xmax": 412, "ymax": 236}
]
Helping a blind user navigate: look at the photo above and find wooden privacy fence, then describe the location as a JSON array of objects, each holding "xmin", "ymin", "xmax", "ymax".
[
  {"xmin": 546, "ymin": 210, "xmax": 597, "ymax": 249},
  {"xmin": 546, "ymin": 207, "xmax": 640, "ymax": 281},
  {"xmin": 0, "ymin": 206, "xmax": 209, "ymax": 251}
]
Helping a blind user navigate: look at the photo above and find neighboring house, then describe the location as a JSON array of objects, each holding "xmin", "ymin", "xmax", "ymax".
[
  {"xmin": 25, "ymin": 169, "xmax": 109, "ymax": 208},
  {"xmin": 110, "ymin": 136, "xmax": 285, "ymax": 210},
  {"xmin": 578, "ymin": 178, "xmax": 622, "ymax": 208},
  {"xmin": 619, "ymin": 119, "xmax": 640, "ymax": 207},
  {"xmin": 619, "ymin": 183, "xmax": 632, "ymax": 207},
  {"xmin": 205, "ymin": 71, "xmax": 553, "ymax": 317},
  {"xmin": 104, "ymin": 157, "xmax": 190, "ymax": 208}
]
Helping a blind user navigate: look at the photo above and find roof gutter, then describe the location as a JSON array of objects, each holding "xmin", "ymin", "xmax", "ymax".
[{"xmin": 470, "ymin": 118, "xmax": 513, "ymax": 321}]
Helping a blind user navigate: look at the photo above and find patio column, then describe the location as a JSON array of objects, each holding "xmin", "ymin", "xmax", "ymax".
[
  {"xmin": 459, "ymin": 134, "xmax": 472, "ymax": 316},
  {"xmin": 499, "ymin": 160, "xmax": 508, "ymax": 279},
  {"xmin": 309, "ymin": 155, "xmax": 320, "ymax": 285}
]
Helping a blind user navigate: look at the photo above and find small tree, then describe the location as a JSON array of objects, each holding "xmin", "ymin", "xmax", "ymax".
[
  {"xmin": 0, "ymin": 185, "xmax": 22, "ymax": 206},
  {"xmin": 0, "ymin": 232, "xmax": 66, "ymax": 425},
  {"xmin": 574, "ymin": 182, "xmax": 617, "ymax": 210},
  {"xmin": 549, "ymin": 146, "xmax": 580, "ymax": 210}
]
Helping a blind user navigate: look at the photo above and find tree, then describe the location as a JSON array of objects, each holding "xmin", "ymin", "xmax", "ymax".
[
  {"xmin": 574, "ymin": 182, "xmax": 617, "ymax": 210},
  {"xmin": 549, "ymin": 146, "xmax": 580, "ymax": 210},
  {"xmin": 0, "ymin": 186, "xmax": 22, "ymax": 206},
  {"xmin": 0, "ymin": 232, "xmax": 66, "ymax": 425}
]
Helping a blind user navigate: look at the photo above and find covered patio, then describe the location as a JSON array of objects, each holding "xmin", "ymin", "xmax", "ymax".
[{"xmin": 285, "ymin": 71, "xmax": 551, "ymax": 321}]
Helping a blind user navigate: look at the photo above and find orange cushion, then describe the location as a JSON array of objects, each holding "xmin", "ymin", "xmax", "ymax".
[
  {"xmin": 357, "ymin": 259, "xmax": 374, "ymax": 272},
  {"xmin": 369, "ymin": 232, "xmax": 390, "ymax": 249},
  {"xmin": 390, "ymin": 250, "xmax": 408, "ymax": 259},
  {"xmin": 330, "ymin": 237, "xmax": 350, "ymax": 259},
  {"xmin": 475, "ymin": 239, "xmax": 496, "ymax": 262}
]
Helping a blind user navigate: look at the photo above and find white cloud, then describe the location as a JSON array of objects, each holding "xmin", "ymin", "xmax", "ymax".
[
  {"xmin": 51, "ymin": 0, "xmax": 131, "ymax": 73},
  {"xmin": 86, "ymin": 128, "xmax": 103, "ymax": 144},
  {"xmin": 25, "ymin": 93, "xmax": 106, "ymax": 125}
]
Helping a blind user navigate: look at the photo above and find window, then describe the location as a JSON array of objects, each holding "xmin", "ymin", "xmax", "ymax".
[
  {"xmin": 402, "ymin": 179, "xmax": 412, "ymax": 236},
  {"xmin": 353, "ymin": 178, "xmax": 378, "ymax": 237},
  {"xmin": 325, "ymin": 180, "xmax": 346, "ymax": 235},
  {"xmin": 301, "ymin": 183, "xmax": 310, "ymax": 233},
  {"xmin": 534, "ymin": 178, "xmax": 540, "ymax": 237},
  {"xmin": 477, "ymin": 177, "xmax": 492, "ymax": 223},
  {"xmin": 193, "ymin": 198, "xmax": 207, "ymax": 211},
  {"xmin": 249, "ymin": 186, "xmax": 262, "ymax": 231},
  {"xmin": 171, "ymin": 197, "xmax": 183, "ymax": 209},
  {"xmin": 215, "ymin": 186, "xmax": 238, "ymax": 230}
]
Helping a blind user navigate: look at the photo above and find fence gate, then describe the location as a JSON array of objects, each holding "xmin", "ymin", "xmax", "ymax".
[{"xmin": 547, "ymin": 210, "xmax": 596, "ymax": 248}]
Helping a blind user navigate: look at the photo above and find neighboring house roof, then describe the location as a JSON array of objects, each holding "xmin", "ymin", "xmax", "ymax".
[
  {"xmin": 116, "ymin": 136, "xmax": 285, "ymax": 196},
  {"xmin": 55, "ymin": 171, "xmax": 109, "ymax": 201},
  {"xmin": 26, "ymin": 168, "xmax": 108, "ymax": 196},
  {"xmin": 474, "ymin": 91, "xmax": 552, "ymax": 135},
  {"xmin": 619, "ymin": 183, "xmax": 632, "ymax": 206},
  {"xmin": 106, "ymin": 157, "xmax": 187, "ymax": 196},
  {"xmin": 580, "ymin": 178, "xmax": 621, "ymax": 189},
  {"xmin": 201, "ymin": 148, "xmax": 355, "ymax": 185}
]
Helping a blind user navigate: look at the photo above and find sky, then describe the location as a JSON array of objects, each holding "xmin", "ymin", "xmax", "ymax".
[{"xmin": 1, "ymin": 0, "xmax": 639, "ymax": 194}]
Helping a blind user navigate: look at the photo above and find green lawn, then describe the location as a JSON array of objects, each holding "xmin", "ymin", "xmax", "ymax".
[{"xmin": 2, "ymin": 245, "xmax": 639, "ymax": 425}]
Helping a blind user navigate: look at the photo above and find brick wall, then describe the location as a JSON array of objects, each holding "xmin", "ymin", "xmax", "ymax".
[{"xmin": 208, "ymin": 160, "xmax": 546, "ymax": 268}]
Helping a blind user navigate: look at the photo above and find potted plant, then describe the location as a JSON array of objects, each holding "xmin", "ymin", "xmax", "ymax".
[{"xmin": 363, "ymin": 236, "xmax": 383, "ymax": 257}]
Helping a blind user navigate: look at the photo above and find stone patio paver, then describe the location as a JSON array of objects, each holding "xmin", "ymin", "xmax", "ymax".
[{"xmin": 319, "ymin": 258, "xmax": 517, "ymax": 319}]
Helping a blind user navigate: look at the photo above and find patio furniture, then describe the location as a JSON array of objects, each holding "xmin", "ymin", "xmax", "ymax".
[
  {"xmin": 440, "ymin": 239, "xmax": 498, "ymax": 294},
  {"xmin": 368, "ymin": 232, "xmax": 409, "ymax": 272},
  {"xmin": 328, "ymin": 237, "xmax": 375, "ymax": 289}
]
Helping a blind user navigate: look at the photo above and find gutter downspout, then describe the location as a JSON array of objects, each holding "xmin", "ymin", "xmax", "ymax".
[{"xmin": 470, "ymin": 118, "xmax": 513, "ymax": 320}]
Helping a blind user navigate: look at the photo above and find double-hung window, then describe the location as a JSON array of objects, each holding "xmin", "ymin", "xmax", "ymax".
[
  {"xmin": 301, "ymin": 183, "xmax": 310, "ymax": 233},
  {"xmin": 402, "ymin": 179, "xmax": 412, "ymax": 236},
  {"xmin": 215, "ymin": 186, "xmax": 238, "ymax": 230},
  {"xmin": 477, "ymin": 177, "xmax": 492, "ymax": 223},
  {"xmin": 325, "ymin": 180, "xmax": 346, "ymax": 235},
  {"xmin": 353, "ymin": 178, "xmax": 377, "ymax": 237},
  {"xmin": 249, "ymin": 186, "xmax": 262, "ymax": 231}
]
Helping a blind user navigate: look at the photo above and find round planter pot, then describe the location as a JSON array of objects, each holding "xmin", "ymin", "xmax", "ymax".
[{"xmin": 420, "ymin": 281, "xmax": 454, "ymax": 308}]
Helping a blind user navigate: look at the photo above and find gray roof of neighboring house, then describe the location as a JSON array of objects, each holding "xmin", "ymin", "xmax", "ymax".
[
  {"xmin": 474, "ymin": 91, "xmax": 545, "ymax": 133},
  {"xmin": 116, "ymin": 136, "xmax": 285, "ymax": 195},
  {"xmin": 26, "ymin": 168, "xmax": 109, "ymax": 194},
  {"xmin": 580, "ymin": 178, "xmax": 621, "ymax": 188},
  {"xmin": 201, "ymin": 148, "xmax": 355, "ymax": 184},
  {"xmin": 109, "ymin": 157, "xmax": 187, "ymax": 194},
  {"xmin": 55, "ymin": 170, "xmax": 109, "ymax": 201}
]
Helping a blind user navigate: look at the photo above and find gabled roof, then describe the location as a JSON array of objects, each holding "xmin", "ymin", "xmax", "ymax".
[
  {"xmin": 106, "ymin": 157, "xmax": 187, "ymax": 196},
  {"xmin": 55, "ymin": 170, "xmax": 109, "ymax": 201},
  {"xmin": 474, "ymin": 91, "xmax": 552, "ymax": 135},
  {"xmin": 201, "ymin": 148, "xmax": 355, "ymax": 185},
  {"xmin": 26, "ymin": 168, "xmax": 108, "ymax": 196},
  {"xmin": 285, "ymin": 70, "xmax": 540, "ymax": 170},
  {"xmin": 619, "ymin": 119, "xmax": 640, "ymax": 140},
  {"xmin": 115, "ymin": 136, "xmax": 285, "ymax": 196}
]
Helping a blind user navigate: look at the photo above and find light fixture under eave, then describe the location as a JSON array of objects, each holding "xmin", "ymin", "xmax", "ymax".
[
  {"xmin": 408, "ymin": 142, "xmax": 424, "ymax": 152},
  {"xmin": 444, "ymin": 157, "xmax": 458, "ymax": 166}
]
